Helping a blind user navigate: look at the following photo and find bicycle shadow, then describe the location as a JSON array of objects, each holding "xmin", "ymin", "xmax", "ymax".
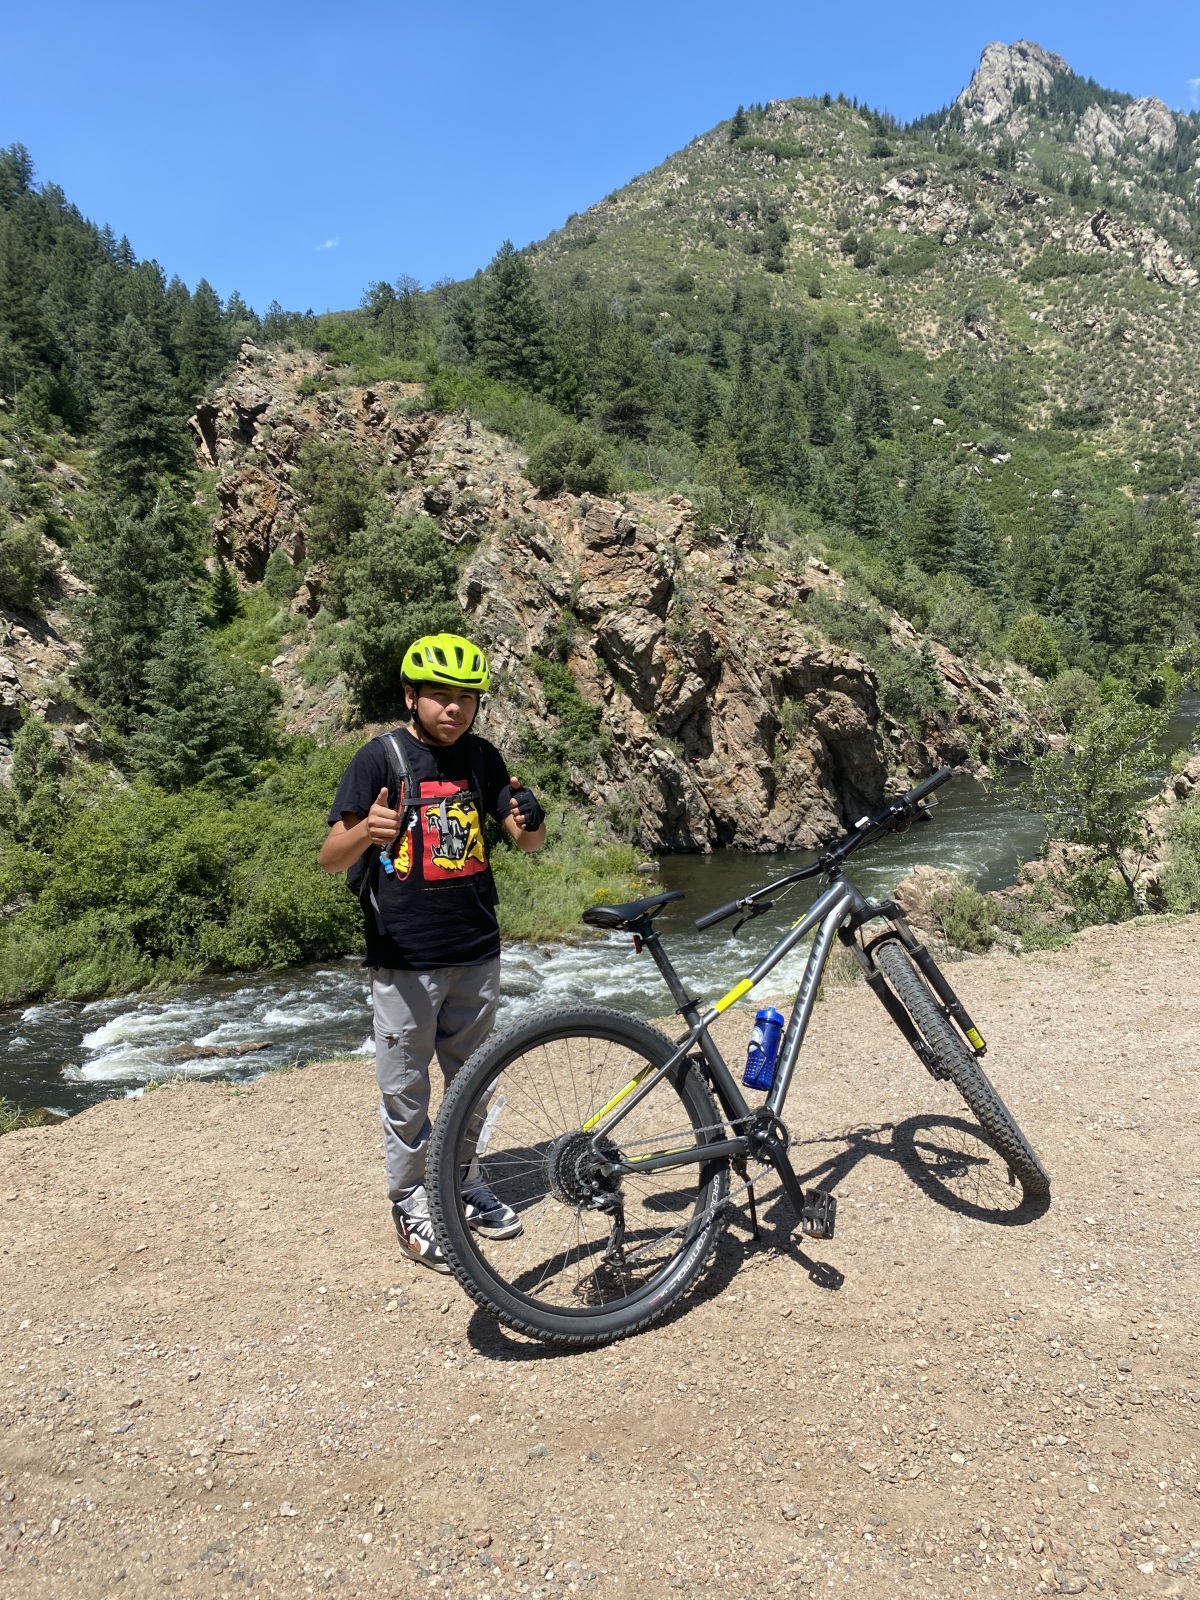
[
  {"xmin": 462, "ymin": 1218, "xmax": 749, "ymax": 1361},
  {"xmin": 461, "ymin": 1114, "xmax": 1048, "ymax": 1359},
  {"xmin": 757, "ymin": 1114, "xmax": 1051, "ymax": 1235}
]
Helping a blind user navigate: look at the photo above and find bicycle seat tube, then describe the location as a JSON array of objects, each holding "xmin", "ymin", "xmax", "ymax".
[{"xmin": 640, "ymin": 924, "xmax": 751, "ymax": 1122}]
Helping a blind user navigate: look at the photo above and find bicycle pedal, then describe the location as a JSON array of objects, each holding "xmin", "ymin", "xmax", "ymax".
[{"xmin": 800, "ymin": 1188, "xmax": 837, "ymax": 1241}]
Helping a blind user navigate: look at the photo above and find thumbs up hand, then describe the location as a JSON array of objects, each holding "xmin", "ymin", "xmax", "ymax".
[{"xmin": 367, "ymin": 786, "xmax": 400, "ymax": 845}]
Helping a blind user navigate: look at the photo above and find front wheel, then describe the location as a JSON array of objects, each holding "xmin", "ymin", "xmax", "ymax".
[
  {"xmin": 873, "ymin": 939, "xmax": 1051, "ymax": 1200},
  {"xmin": 427, "ymin": 1005, "xmax": 730, "ymax": 1347}
]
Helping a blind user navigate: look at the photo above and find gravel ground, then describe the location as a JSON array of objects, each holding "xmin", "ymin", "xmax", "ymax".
[{"xmin": 2, "ymin": 914, "xmax": 1199, "ymax": 1599}]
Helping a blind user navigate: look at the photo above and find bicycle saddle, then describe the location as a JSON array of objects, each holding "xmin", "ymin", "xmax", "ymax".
[{"xmin": 581, "ymin": 890, "xmax": 685, "ymax": 929}]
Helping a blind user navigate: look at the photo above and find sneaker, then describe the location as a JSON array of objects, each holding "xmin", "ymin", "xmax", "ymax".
[
  {"xmin": 462, "ymin": 1175, "xmax": 523, "ymax": 1239},
  {"xmin": 392, "ymin": 1186, "xmax": 450, "ymax": 1274}
]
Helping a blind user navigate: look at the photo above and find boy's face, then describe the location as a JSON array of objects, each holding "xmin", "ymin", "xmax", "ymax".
[{"xmin": 407, "ymin": 684, "xmax": 479, "ymax": 745}]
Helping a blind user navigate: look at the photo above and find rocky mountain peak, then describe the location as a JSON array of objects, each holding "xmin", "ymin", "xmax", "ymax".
[{"xmin": 957, "ymin": 39, "xmax": 1071, "ymax": 127}]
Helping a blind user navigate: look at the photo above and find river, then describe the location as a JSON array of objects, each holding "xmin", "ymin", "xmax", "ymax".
[{"xmin": 3, "ymin": 694, "xmax": 1195, "ymax": 1120}]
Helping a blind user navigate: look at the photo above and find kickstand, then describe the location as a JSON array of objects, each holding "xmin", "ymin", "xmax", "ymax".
[{"xmin": 735, "ymin": 1162, "xmax": 761, "ymax": 1241}]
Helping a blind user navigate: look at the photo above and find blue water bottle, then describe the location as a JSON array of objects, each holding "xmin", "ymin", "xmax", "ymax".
[{"xmin": 743, "ymin": 1006, "xmax": 785, "ymax": 1091}]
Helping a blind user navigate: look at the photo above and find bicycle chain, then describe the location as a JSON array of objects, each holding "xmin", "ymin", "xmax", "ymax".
[{"xmin": 597, "ymin": 1112, "xmax": 770, "ymax": 1267}]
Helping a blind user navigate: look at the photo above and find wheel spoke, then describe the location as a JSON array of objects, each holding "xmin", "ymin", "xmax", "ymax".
[{"xmin": 429, "ymin": 1010, "xmax": 730, "ymax": 1338}]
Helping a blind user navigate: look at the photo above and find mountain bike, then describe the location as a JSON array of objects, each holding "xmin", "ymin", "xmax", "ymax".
[{"xmin": 427, "ymin": 769, "xmax": 1050, "ymax": 1346}]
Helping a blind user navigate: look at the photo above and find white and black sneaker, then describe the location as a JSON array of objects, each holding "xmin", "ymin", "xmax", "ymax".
[
  {"xmin": 462, "ymin": 1174, "xmax": 523, "ymax": 1239},
  {"xmin": 392, "ymin": 1186, "xmax": 450, "ymax": 1274}
]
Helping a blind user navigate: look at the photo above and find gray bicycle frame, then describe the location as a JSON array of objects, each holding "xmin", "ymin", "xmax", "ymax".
[{"xmin": 594, "ymin": 874, "xmax": 874, "ymax": 1172}]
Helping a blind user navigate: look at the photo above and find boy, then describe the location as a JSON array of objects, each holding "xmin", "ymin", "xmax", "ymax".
[{"xmin": 319, "ymin": 633, "xmax": 546, "ymax": 1272}]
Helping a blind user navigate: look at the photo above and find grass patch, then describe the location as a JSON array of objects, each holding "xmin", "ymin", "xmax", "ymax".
[{"xmin": 492, "ymin": 813, "xmax": 641, "ymax": 943}]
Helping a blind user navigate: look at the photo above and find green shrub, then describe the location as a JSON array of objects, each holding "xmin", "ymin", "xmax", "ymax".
[
  {"xmin": 490, "ymin": 812, "xmax": 640, "ymax": 942},
  {"xmin": 1160, "ymin": 792, "xmax": 1200, "ymax": 913},
  {"xmin": 0, "ymin": 746, "xmax": 362, "ymax": 1004},
  {"xmin": 0, "ymin": 735, "xmax": 646, "ymax": 1003},
  {"xmin": 333, "ymin": 511, "xmax": 460, "ymax": 720},
  {"xmin": 1049, "ymin": 667, "xmax": 1101, "ymax": 731},
  {"xmin": 0, "ymin": 514, "xmax": 57, "ymax": 611},
  {"xmin": 1007, "ymin": 611, "xmax": 1061, "ymax": 679},
  {"xmin": 803, "ymin": 586, "xmax": 889, "ymax": 650},
  {"xmin": 928, "ymin": 576, "xmax": 999, "ymax": 659},
  {"xmin": 874, "ymin": 641, "xmax": 948, "ymax": 727},
  {"xmin": 263, "ymin": 546, "xmax": 304, "ymax": 601},
  {"xmin": 291, "ymin": 437, "xmax": 378, "ymax": 560},
  {"xmin": 525, "ymin": 424, "xmax": 610, "ymax": 496},
  {"xmin": 1021, "ymin": 248, "xmax": 1106, "ymax": 284},
  {"xmin": 929, "ymin": 875, "xmax": 996, "ymax": 953},
  {"xmin": 0, "ymin": 1097, "xmax": 40, "ymax": 1135}
]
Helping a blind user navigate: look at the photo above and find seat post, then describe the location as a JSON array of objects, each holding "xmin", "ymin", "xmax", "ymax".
[{"xmin": 638, "ymin": 924, "xmax": 698, "ymax": 1016}]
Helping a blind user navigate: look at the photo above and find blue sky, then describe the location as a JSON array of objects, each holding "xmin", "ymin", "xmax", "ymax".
[{"xmin": 2, "ymin": 2, "xmax": 1197, "ymax": 314}]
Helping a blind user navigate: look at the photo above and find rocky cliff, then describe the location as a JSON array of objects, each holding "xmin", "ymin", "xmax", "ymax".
[{"xmin": 205, "ymin": 345, "xmax": 1034, "ymax": 853}]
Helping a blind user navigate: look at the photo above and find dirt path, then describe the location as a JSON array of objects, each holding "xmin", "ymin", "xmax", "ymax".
[{"xmin": 3, "ymin": 916, "xmax": 1199, "ymax": 1599}]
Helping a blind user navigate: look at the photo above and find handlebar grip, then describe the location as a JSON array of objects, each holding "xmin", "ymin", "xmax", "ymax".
[
  {"xmin": 904, "ymin": 768, "xmax": 953, "ymax": 807},
  {"xmin": 695, "ymin": 899, "xmax": 740, "ymax": 932}
]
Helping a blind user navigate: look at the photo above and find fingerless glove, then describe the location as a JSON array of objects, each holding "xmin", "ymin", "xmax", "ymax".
[{"xmin": 512, "ymin": 786, "xmax": 545, "ymax": 830}]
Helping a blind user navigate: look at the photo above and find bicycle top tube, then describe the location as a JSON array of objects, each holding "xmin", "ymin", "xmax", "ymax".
[{"xmin": 702, "ymin": 877, "xmax": 862, "ymax": 1025}]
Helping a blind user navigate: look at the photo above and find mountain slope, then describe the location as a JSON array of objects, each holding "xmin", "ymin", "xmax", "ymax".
[{"xmin": 524, "ymin": 39, "xmax": 1198, "ymax": 470}]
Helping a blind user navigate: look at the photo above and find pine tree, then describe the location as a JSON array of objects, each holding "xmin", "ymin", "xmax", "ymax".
[
  {"xmin": 849, "ymin": 461, "xmax": 891, "ymax": 540},
  {"xmin": 688, "ymin": 368, "xmax": 723, "ymax": 448},
  {"xmin": 362, "ymin": 281, "xmax": 397, "ymax": 354},
  {"xmin": 726, "ymin": 336, "xmax": 764, "ymax": 477},
  {"xmin": 762, "ymin": 377, "xmax": 810, "ymax": 497},
  {"xmin": 807, "ymin": 453, "xmax": 841, "ymax": 524},
  {"xmin": 209, "ymin": 556, "xmax": 241, "ymax": 625},
  {"xmin": 729, "ymin": 105, "xmax": 748, "ymax": 141},
  {"xmin": 94, "ymin": 315, "xmax": 189, "ymax": 504},
  {"xmin": 476, "ymin": 241, "xmax": 554, "ymax": 392},
  {"xmin": 707, "ymin": 327, "xmax": 728, "ymax": 371},
  {"xmin": 75, "ymin": 493, "xmax": 200, "ymax": 721},
  {"xmin": 435, "ymin": 316, "xmax": 470, "ymax": 367},
  {"xmin": 1127, "ymin": 494, "xmax": 1198, "ymax": 647},
  {"xmin": 595, "ymin": 316, "xmax": 657, "ymax": 437},
  {"xmin": 174, "ymin": 279, "xmax": 231, "ymax": 400},
  {"xmin": 805, "ymin": 359, "xmax": 837, "ymax": 446},
  {"xmin": 0, "ymin": 207, "xmax": 55, "ymax": 378},
  {"xmin": 951, "ymin": 491, "xmax": 1003, "ymax": 600},
  {"xmin": 903, "ymin": 438, "xmax": 924, "ymax": 506},
  {"xmin": 128, "ymin": 597, "xmax": 274, "ymax": 790},
  {"xmin": 907, "ymin": 468, "xmax": 958, "ymax": 573}
]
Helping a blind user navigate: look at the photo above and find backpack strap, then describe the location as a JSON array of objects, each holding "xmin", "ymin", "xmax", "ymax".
[{"xmin": 348, "ymin": 731, "xmax": 421, "ymax": 934}]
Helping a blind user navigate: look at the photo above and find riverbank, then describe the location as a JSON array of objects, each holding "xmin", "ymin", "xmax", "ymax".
[
  {"xmin": 3, "ymin": 912, "xmax": 1198, "ymax": 1598},
  {"xmin": 0, "ymin": 774, "xmax": 1046, "ymax": 1117}
]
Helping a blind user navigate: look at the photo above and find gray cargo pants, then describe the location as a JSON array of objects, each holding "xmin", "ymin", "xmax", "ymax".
[{"xmin": 369, "ymin": 959, "xmax": 501, "ymax": 1202}]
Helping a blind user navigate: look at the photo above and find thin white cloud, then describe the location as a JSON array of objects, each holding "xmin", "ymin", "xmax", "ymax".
[
  {"xmin": 316, "ymin": 236, "xmax": 340, "ymax": 251},
  {"xmin": 1189, "ymin": 76, "xmax": 1200, "ymax": 109}
]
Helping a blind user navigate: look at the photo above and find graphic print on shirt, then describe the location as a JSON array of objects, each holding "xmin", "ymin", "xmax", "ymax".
[
  {"xmin": 420, "ymin": 780, "xmax": 487, "ymax": 880},
  {"xmin": 391, "ymin": 824, "xmax": 413, "ymax": 880}
]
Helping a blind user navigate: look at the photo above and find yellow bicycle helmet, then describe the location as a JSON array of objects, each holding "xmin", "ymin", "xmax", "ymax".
[{"xmin": 403, "ymin": 633, "xmax": 491, "ymax": 691}]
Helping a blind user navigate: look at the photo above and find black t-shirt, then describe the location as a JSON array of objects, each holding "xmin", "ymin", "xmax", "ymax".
[{"xmin": 328, "ymin": 727, "xmax": 513, "ymax": 970}]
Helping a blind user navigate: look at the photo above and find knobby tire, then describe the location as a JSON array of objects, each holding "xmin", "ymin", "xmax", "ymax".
[
  {"xmin": 427, "ymin": 1005, "xmax": 730, "ymax": 1347},
  {"xmin": 873, "ymin": 939, "xmax": 1050, "ymax": 1199}
]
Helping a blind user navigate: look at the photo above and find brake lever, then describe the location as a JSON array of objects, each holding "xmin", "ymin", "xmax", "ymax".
[{"xmin": 732, "ymin": 900, "xmax": 774, "ymax": 936}]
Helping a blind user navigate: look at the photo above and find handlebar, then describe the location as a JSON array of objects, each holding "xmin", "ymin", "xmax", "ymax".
[
  {"xmin": 694, "ymin": 768, "xmax": 953, "ymax": 931},
  {"xmin": 695, "ymin": 899, "xmax": 747, "ymax": 932}
]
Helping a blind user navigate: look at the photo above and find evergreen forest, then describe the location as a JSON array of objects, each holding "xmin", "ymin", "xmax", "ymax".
[{"xmin": 2, "ymin": 39, "xmax": 1200, "ymax": 1004}]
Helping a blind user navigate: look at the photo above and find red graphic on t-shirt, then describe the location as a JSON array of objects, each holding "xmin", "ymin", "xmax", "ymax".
[{"xmin": 418, "ymin": 780, "xmax": 487, "ymax": 882}]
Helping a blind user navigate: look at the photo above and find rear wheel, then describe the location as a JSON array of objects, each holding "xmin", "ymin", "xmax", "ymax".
[
  {"xmin": 873, "ymin": 939, "xmax": 1050, "ymax": 1200},
  {"xmin": 427, "ymin": 1005, "xmax": 730, "ymax": 1347}
]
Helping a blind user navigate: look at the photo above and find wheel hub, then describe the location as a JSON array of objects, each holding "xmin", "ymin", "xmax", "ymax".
[{"xmin": 544, "ymin": 1130, "xmax": 617, "ymax": 1206}]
